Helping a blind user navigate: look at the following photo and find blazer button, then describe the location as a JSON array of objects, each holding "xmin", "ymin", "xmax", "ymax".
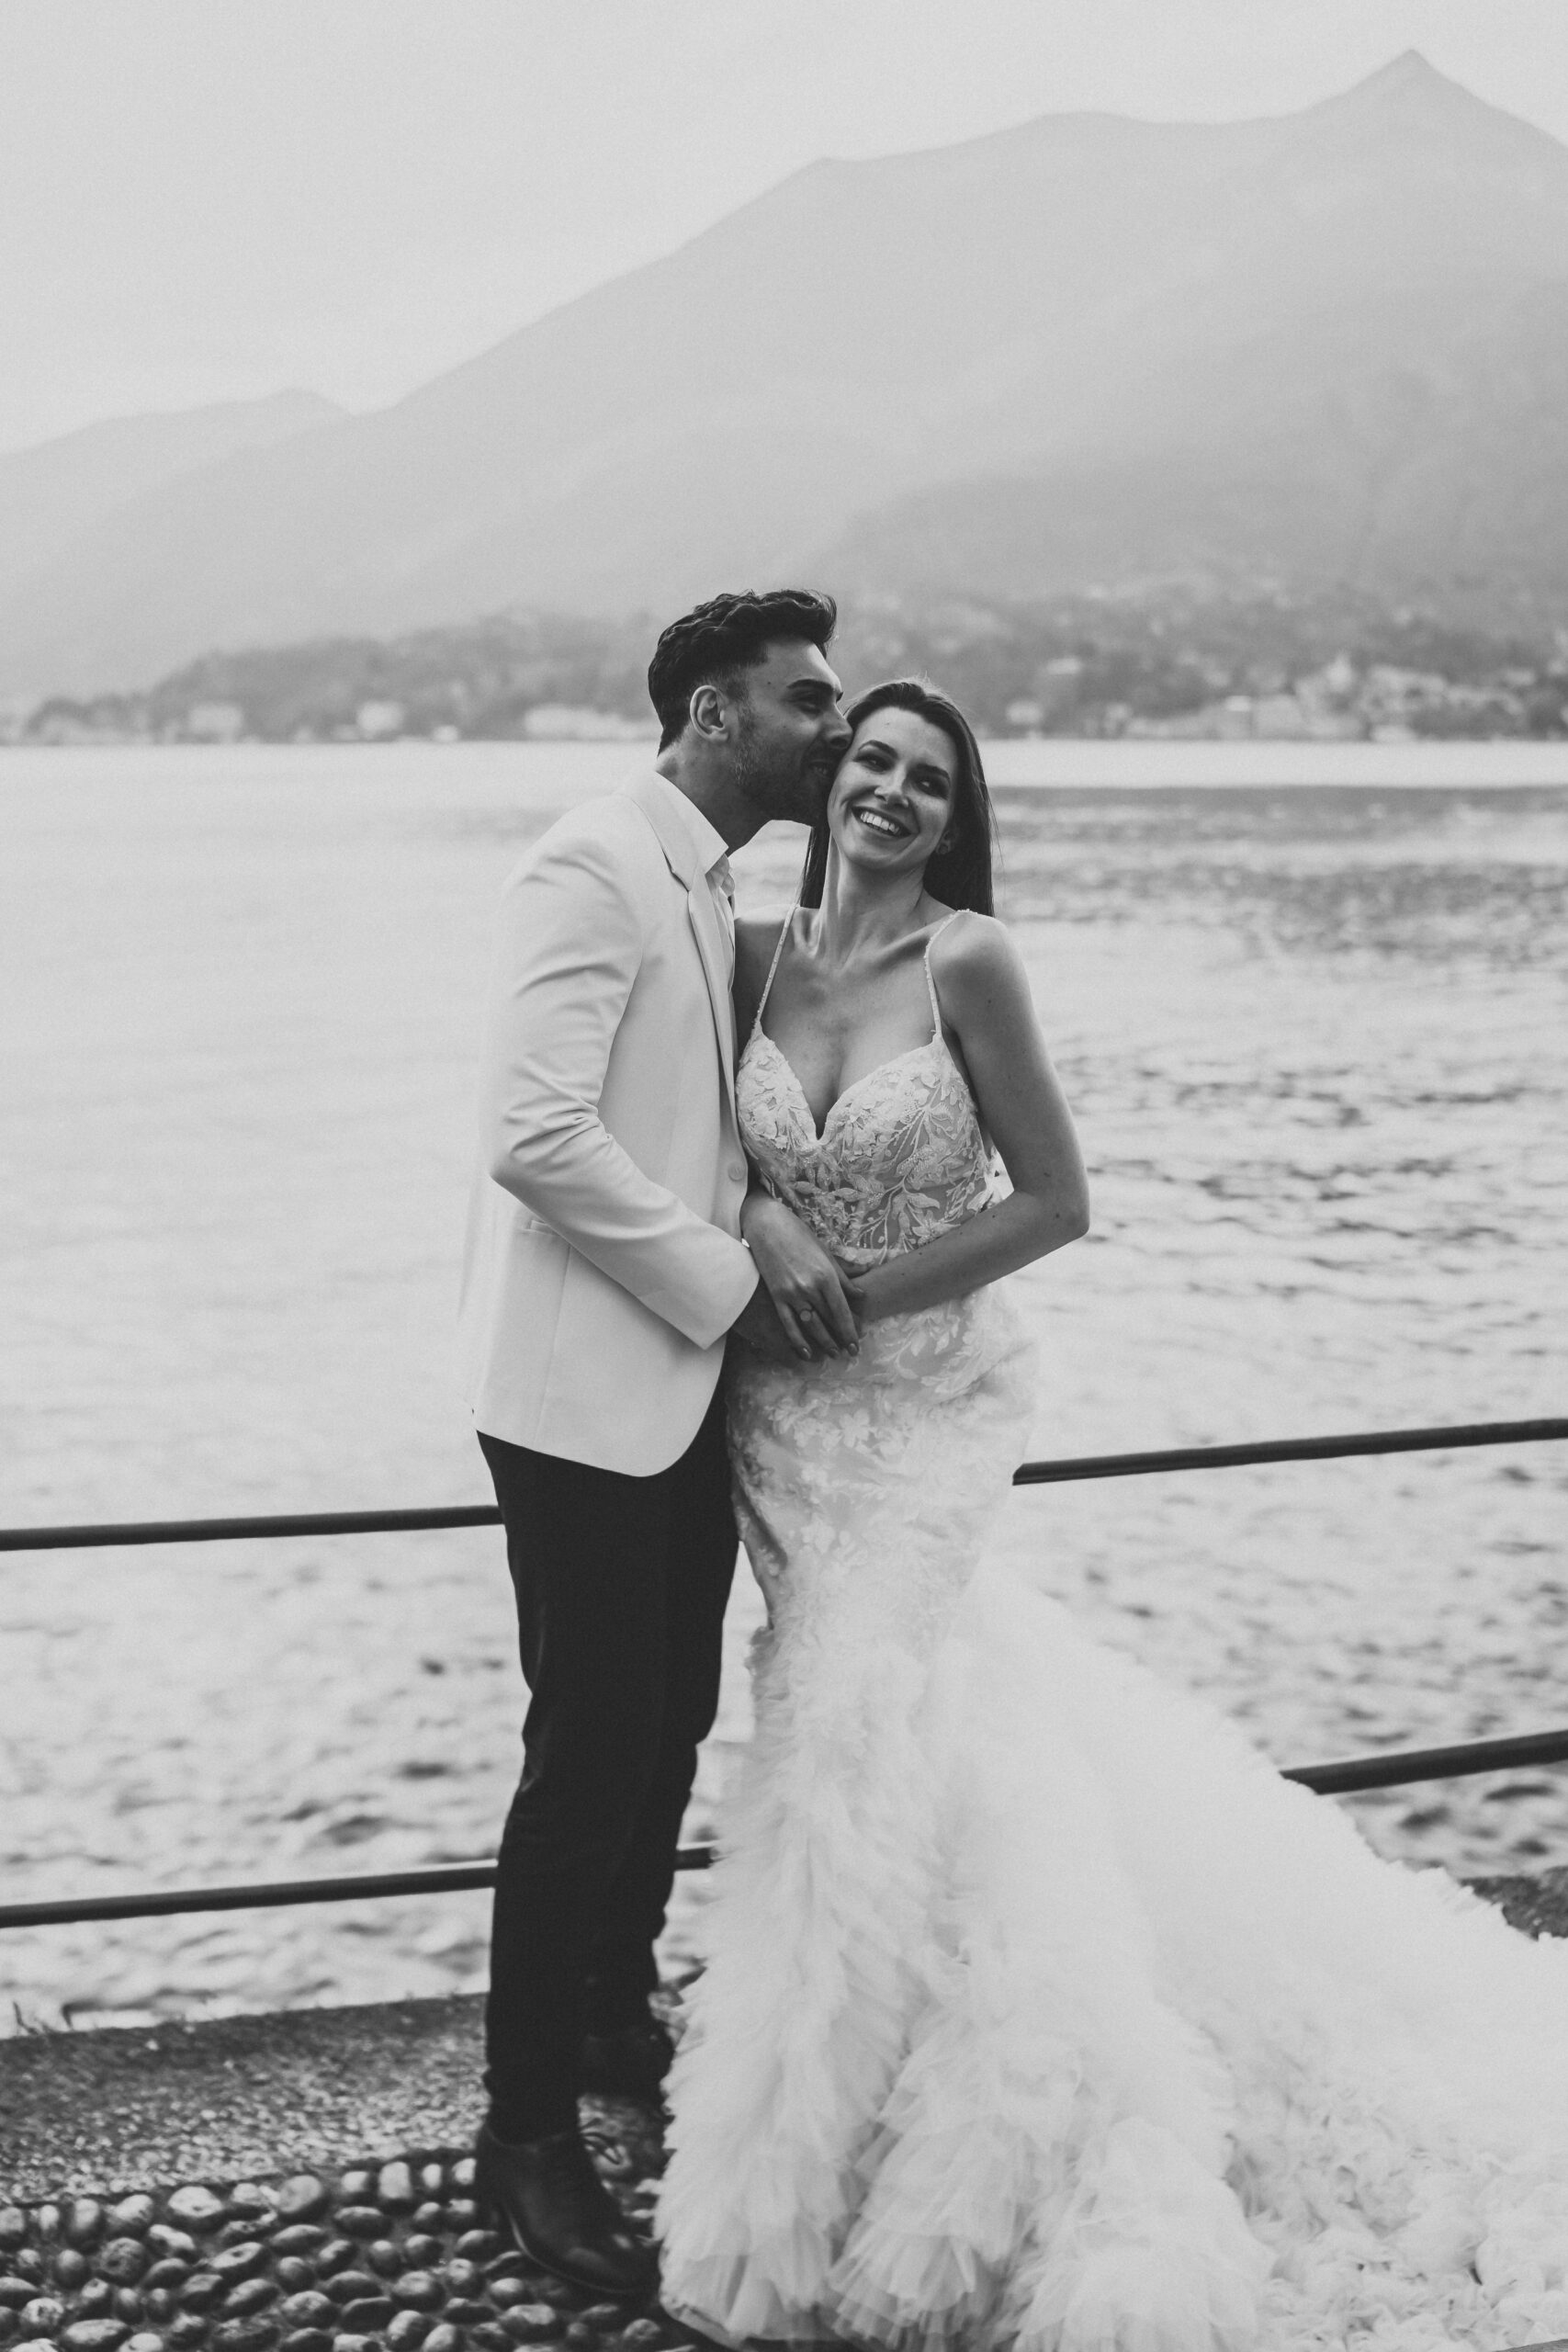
[{"xmin": 728, "ymin": 1163, "xmax": 746, "ymax": 1184}]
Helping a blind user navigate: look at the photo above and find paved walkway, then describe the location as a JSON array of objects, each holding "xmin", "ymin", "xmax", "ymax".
[{"xmin": 0, "ymin": 1995, "xmax": 489, "ymax": 2204}]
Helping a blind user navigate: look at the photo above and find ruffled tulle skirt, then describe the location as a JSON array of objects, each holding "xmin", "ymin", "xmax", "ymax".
[{"xmin": 657, "ymin": 1291, "xmax": 1568, "ymax": 2350}]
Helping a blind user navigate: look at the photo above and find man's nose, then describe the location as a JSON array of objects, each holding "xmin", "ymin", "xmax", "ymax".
[{"xmin": 825, "ymin": 710, "xmax": 852, "ymax": 749}]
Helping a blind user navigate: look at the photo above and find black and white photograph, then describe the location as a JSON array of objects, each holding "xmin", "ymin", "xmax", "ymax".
[{"xmin": 3, "ymin": 3, "xmax": 1568, "ymax": 2345}]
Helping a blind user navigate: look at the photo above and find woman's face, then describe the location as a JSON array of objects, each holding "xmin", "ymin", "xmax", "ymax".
[{"xmin": 827, "ymin": 707, "xmax": 959, "ymax": 883}]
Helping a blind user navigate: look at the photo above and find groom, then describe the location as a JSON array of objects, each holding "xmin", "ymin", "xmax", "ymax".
[{"xmin": 457, "ymin": 588, "xmax": 854, "ymax": 2295}]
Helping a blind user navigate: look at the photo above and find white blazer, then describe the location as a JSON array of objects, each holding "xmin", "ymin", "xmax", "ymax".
[{"xmin": 457, "ymin": 769, "xmax": 759, "ymax": 1476}]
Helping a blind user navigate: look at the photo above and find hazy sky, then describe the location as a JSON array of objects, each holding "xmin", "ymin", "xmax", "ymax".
[{"xmin": 4, "ymin": 0, "xmax": 1567, "ymax": 455}]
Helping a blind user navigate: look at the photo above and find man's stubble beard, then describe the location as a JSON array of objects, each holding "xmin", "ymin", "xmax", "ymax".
[{"xmin": 731, "ymin": 705, "xmax": 831, "ymax": 829}]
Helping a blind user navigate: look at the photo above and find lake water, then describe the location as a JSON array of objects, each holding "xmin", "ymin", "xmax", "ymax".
[{"xmin": 2, "ymin": 741, "xmax": 1566, "ymax": 2033}]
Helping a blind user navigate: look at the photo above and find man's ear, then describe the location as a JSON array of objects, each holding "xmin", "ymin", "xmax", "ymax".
[{"xmin": 689, "ymin": 683, "xmax": 728, "ymax": 741}]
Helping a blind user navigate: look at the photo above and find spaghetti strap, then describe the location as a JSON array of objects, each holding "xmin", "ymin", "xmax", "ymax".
[
  {"xmin": 751, "ymin": 904, "xmax": 796, "ymax": 1039},
  {"xmin": 923, "ymin": 910, "xmax": 962, "ymax": 1039}
]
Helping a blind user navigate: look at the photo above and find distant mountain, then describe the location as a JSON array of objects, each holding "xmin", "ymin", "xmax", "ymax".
[
  {"xmin": 5, "ymin": 52, "xmax": 1568, "ymax": 696},
  {"xmin": 0, "ymin": 391, "xmax": 342, "ymax": 605}
]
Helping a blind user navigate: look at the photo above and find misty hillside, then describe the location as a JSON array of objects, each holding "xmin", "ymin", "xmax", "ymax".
[
  {"xmin": 5, "ymin": 51, "xmax": 1568, "ymax": 696},
  {"xmin": 0, "ymin": 391, "xmax": 342, "ymax": 595}
]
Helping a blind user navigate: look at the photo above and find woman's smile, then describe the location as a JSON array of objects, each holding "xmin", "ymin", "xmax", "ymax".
[{"xmin": 852, "ymin": 804, "xmax": 909, "ymax": 839}]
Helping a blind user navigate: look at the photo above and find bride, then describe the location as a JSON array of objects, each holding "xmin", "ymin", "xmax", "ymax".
[{"xmin": 656, "ymin": 679, "xmax": 1568, "ymax": 2352}]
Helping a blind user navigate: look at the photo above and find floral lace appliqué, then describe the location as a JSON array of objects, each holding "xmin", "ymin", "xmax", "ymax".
[{"xmin": 738, "ymin": 1030, "xmax": 997, "ymax": 1272}]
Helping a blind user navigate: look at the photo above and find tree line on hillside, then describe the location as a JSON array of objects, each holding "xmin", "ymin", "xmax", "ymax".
[{"xmin": 15, "ymin": 587, "xmax": 1568, "ymax": 745}]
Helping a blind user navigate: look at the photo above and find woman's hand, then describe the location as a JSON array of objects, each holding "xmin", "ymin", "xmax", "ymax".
[{"xmin": 740, "ymin": 1190, "xmax": 864, "ymax": 1362}]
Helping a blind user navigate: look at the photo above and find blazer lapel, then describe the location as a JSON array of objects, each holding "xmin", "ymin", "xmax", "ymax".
[
  {"xmin": 624, "ymin": 773, "xmax": 739, "ymax": 1128},
  {"xmin": 686, "ymin": 876, "xmax": 739, "ymax": 1126}
]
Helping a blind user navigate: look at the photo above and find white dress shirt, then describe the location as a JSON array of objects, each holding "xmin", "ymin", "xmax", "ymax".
[{"xmin": 643, "ymin": 769, "xmax": 736, "ymax": 974}]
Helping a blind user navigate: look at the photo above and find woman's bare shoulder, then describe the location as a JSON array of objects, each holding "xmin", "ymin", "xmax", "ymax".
[
  {"xmin": 735, "ymin": 908, "xmax": 792, "ymax": 972},
  {"xmin": 733, "ymin": 908, "xmax": 794, "ymax": 1024},
  {"xmin": 929, "ymin": 907, "xmax": 1018, "ymax": 974},
  {"xmin": 928, "ymin": 909, "xmax": 1032, "ymax": 1016},
  {"xmin": 735, "ymin": 909, "xmax": 791, "ymax": 949}
]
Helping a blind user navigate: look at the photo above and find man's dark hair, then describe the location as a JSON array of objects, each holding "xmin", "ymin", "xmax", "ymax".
[{"xmin": 647, "ymin": 588, "xmax": 838, "ymax": 750}]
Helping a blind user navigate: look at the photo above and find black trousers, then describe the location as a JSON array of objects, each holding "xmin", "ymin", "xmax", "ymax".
[{"xmin": 478, "ymin": 1381, "xmax": 738, "ymax": 2141}]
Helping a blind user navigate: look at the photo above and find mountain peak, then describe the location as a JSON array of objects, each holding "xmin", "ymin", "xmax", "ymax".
[
  {"xmin": 1327, "ymin": 48, "xmax": 1476, "ymax": 107},
  {"xmin": 1374, "ymin": 48, "xmax": 1439, "ymax": 82},
  {"xmin": 1274, "ymin": 44, "xmax": 1568, "ymax": 178},
  {"xmin": 1316, "ymin": 46, "xmax": 1552, "ymax": 138}
]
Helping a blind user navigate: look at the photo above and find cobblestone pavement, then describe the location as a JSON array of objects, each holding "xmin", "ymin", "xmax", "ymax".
[{"xmin": 0, "ymin": 1997, "xmax": 680, "ymax": 2352}]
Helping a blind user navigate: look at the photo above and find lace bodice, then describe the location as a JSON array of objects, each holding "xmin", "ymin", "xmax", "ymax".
[{"xmin": 736, "ymin": 910, "xmax": 996, "ymax": 1271}]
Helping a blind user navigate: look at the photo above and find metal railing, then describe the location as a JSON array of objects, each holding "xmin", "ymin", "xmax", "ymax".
[
  {"xmin": 5, "ymin": 1416, "xmax": 1563, "ymax": 1555},
  {"xmin": 2, "ymin": 1414, "xmax": 1564, "ymax": 1934}
]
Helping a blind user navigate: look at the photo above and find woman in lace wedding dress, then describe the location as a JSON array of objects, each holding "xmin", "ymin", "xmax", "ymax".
[{"xmin": 656, "ymin": 682, "xmax": 1568, "ymax": 2352}]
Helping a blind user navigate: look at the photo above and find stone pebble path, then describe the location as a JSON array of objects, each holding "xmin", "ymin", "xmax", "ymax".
[{"xmin": 0, "ymin": 2133, "xmax": 687, "ymax": 2352}]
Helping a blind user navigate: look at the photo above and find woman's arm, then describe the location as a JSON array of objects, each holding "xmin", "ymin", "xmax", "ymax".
[{"xmin": 853, "ymin": 914, "xmax": 1089, "ymax": 1324}]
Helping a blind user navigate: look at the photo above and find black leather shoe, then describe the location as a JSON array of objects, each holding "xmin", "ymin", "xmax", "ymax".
[
  {"xmin": 580, "ymin": 2016, "xmax": 675, "ymax": 2103},
  {"xmin": 474, "ymin": 2120, "xmax": 658, "ymax": 2300}
]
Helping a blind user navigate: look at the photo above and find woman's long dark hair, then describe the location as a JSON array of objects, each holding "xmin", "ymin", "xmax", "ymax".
[{"xmin": 798, "ymin": 678, "xmax": 998, "ymax": 915}]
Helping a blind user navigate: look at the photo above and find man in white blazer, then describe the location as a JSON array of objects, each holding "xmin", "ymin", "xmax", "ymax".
[{"xmin": 460, "ymin": 589, "xmax": 856, "ymax": 2296}]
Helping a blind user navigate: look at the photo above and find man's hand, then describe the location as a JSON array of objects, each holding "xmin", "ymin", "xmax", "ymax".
[
  {"xmin": 730, "ymin": 1281, "xmax": 814, "ymax": 1364},
  {"xmin": 739, "ymin": 1193, "xmax": 863, "ymax": 1362}
]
